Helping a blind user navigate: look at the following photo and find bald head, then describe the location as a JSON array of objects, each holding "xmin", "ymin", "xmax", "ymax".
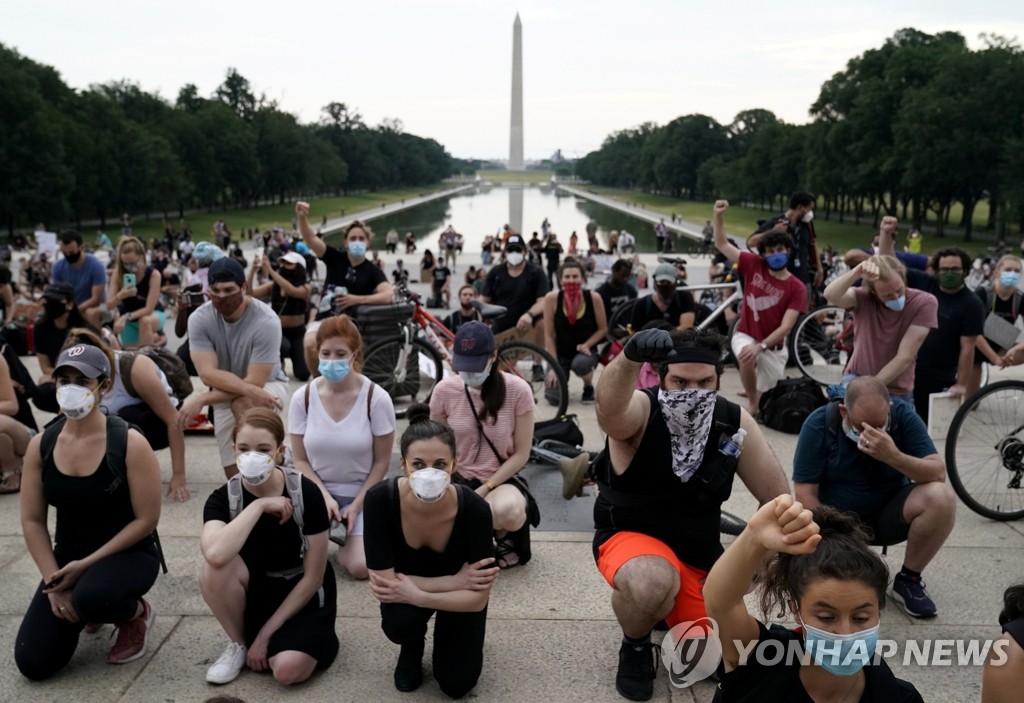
[{"xmin": 843, "ymin": 377, "xmax": 891, "ymax": 431}]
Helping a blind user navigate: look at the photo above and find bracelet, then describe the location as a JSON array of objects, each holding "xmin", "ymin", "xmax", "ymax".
[{"xmin": 484, "ymin": 480, "xmax": 496, "ymax": 491}]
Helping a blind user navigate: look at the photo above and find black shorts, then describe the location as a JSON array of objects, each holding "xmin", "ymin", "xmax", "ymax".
[{"xmin": 862, "ymin": 484, "xmax": 915, "ymax": 546}]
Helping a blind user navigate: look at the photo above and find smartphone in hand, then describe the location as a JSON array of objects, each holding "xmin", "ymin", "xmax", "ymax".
[{"xmin": 123, "ymin": 273, "xmax": 137, "ymax": 289}]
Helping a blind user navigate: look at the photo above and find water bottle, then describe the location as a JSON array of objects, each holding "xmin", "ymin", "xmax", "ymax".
[{"xmin": 719, "ymin": 428, "xmax": 747, "ymax": 458}]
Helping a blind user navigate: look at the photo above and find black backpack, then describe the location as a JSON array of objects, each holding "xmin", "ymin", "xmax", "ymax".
[{"xmin": 758, "ymin": 377, "xmax": 826, "ymax": 434}]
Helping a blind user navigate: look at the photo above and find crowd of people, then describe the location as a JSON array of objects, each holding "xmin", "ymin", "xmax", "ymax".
[{"xmin": 1, "ymin": 195, "xmax": 1022, "ymax": 702}]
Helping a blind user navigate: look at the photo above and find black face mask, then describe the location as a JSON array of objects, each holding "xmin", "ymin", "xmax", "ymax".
[
  {"xmin": 64, "ymin": 250, "xmax": 82, "ymax": 264},
  {"xmin": 44, "ymin": 300, "xmax": 68, "ymax": 319}
]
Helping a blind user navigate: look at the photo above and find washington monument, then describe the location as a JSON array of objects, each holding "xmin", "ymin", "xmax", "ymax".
[{"xmin": 509, "ymin": 13, "xmax": 524, "ymax": 170}]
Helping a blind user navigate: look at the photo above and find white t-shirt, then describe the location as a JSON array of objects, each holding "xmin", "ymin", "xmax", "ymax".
[{"xmin": 288, "ymin": 376, "xmax": 396, "ymax": 497}]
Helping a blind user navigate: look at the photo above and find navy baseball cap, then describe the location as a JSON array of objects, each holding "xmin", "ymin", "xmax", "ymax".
[
  {"xmin": 208, "ymin": 257, "xmax": 245, "ymax": 286},
  {"xmin": 505, "ymin": 234, "xmax": 526, "ymax": 251},
  {"xmin": 452, "ymin": 321, "xmax": 496, "ymax": 373}
]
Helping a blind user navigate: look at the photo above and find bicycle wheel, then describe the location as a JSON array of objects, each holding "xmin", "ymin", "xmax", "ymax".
[
  {"xmin": 496, "ymin": 340, "xmax": 569, "ymax": 422},
  {"xmin": 720, "ymin": 510, "xmax": 747, "ymax": 537},
  {"xmin": 362, "ymin": 336, "xmax": 444, "ymax": 418},
  {"xmin": 945, "ymin": 380, "xmax": 1024, "ymax": 521},
  {"xmin": 793, "ymin": 305, "xmax": 852, "ymax": 386},
  {"xmin": 606, "ymin": 298, "xmax": 639, "ymax": 341}
]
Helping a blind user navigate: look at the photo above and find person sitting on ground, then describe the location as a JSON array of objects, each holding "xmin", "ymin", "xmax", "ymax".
[
  {"xmin": 443, "ymin": 285, "xmax": 483, "ymax": 334},
  {"xmin": 542, "ymin": 259, "xmax": 607, "ymax": 404},
  {"xmin": 629, "ymin": 262, "xmax": 695, "ymax": 334},
  {"xmin": 296, "ymin": 202, "xmax": 393, "ymax": 377},
  {"xmin": 107, "ymin": 237, "xmax": 165, "ymax": 348},
  {"xmin": 983, "ymin": 582, "xmax": 1024, "ymax": 703},
  {"xmin": 429, "ymin": 322, "xmax": 537, "ymax": 570},
  {"xmin": 249, "ymin": 251, "xmax": 312, "ymax": 382},
  {"xmin": 289, "ymin": 316, "xmax": 395, "ymax": 580},
  {"xmin": 32, "ymin": 283, "xmax": 102, "ymax": 414},
  {"xmin": 969, "ymin": 254, "xmax": 1024, "ymax": 398},
  {"xmin": 15, "ymin": 344, "xmax": 162, "ymax": 680},
  {"xmin": 823, "ymin": 239, "xmax": 937, "ymax": 403},
  {"xmin": 365, "ymin": 404, "xmax": 498, "ymax": 697},
  {"xmin": 59, "ymin": 328, "xmax": 190, "ymax": 502},
  {"xmin": 704, "ymin": 495, "xmax": 923, "ymax": 702},
  {"xmin": 0, "ymin": 353, "xmax": 31, "ymax": 494},
  {"xmin": 593, "ymin": 326, "xmax": 789, "ymax": 701},
  {"xmin": 714, "ymin": 200, "xmax": 808, "ymax": 416},
  {"xmin": 176, "ymin": 257, "xmax": 290, "ymax": 478},
  {"xmin": 200, "ymin": 408, "xmax": 338, "ymax": 686},
  {"xmin": 482, "ymin": 234, "xmax": 550, "ymax": 349},
  {"xmin": 392, "ymin": 259, "xmax": 409, "ymax": 287},
  {"xmin": 597, "ymin": 259, "xmax": 637, "ymax": 327},
  {"xmin": 793, "ymin": 376, "xmax": 955, "ymax": 618}
]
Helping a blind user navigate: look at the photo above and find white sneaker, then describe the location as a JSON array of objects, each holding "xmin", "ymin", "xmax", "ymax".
[{"xmin": 206, "ymin": 641, "xmax": 247, "ymax": 684}]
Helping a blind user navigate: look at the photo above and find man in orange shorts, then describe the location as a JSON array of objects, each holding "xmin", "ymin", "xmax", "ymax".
[{"xmin": 594, "ymin": 327, "xmax": 789, "ymax": 701}]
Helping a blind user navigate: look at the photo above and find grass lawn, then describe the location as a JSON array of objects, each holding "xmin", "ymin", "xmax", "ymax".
[
  {"xmin": 122, "ymin": 184, "xmax": 452, "ymax": 244},
  {"xmin": 582, "ymin": 185, "xmax": 1010, "ymax": 257},
  {"xmin": 477, "ymin": 170, "xmax": 554, "ymax": 184}
]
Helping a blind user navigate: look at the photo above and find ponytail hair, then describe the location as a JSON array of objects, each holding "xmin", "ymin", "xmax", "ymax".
[
  {"xmin": 400, "ymin": 403, "xmax": 457, "ymax": 458},
  {"xmin": 758, "ymin": 505, "xmax": 889, "ymax": 619}
]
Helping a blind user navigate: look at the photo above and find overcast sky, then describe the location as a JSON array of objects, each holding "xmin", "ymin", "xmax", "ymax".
[{"xmin": 4, "ymin": 0, "xmax": 1023, "ymax": 161}]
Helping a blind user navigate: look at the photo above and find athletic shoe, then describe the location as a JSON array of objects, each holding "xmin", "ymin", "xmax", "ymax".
[
  {"xmin": 616, "ymin": 640, "xmax": 657, "ymax": 701},
  {"xmin": 107, "ymin": 598, "xmax": 155, "ymax": 664},
  {"xmin": 581, "ymin": 386, "xmax": 595, "ymax": 403},
  {"xmin": 206, "ymin": 641, "xmax": 248, "ymax": 684},
  {"xmin": 891, "ymin": 573, "xmax": 938, "ymax": 618},
  {"xmin": 531, "ymin": 364, "xmax": 545, "ymax": 383}
]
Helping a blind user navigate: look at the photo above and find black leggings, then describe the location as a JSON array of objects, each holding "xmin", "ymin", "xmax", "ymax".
[
  {"xmin": 15, "ymin": 549, "xmax": 160, "ymax": 680},
  {"xmin": 116, "ymin": 404, "xmax": 169, "ymax": 450},
  {"xmin": 280, "ymin": 324, "xmax": 310, "ymax": 381},
  {"xmin": 381, "ymin": 602, "xmax": 487, "ymax": 699}
]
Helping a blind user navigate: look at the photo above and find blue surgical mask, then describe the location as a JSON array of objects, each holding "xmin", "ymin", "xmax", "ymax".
[
  {"xmin": 884, "ymin": 295, "xmax": 906, "ymax": 312},
  {"xmin": 1000, "ymin": 272, "xmax": 1021, "ymax": 289},
  {"xmin": 318, "ymin": 359, "xmax": 351, "ymax": 383},
  {"xmin": 802, "ymin": 621, "xmax": 880, "ymax": 677},
  {"xmin": 347, "ymin": 241, "xmax": 368, "ymax": 258},
  {"xmin": 765, "ymin": 252, "xmax": 789, "ymax": 271}
]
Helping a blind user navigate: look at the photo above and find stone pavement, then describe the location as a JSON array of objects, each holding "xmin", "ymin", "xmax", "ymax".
[{"xmin": 1, "ymin": 253, "xmax": 1022, "ymax": 702}]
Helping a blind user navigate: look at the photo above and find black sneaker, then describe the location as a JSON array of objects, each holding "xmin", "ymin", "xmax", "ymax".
[
  {"xmin": 581, "ymin": 386, "xmax": 595, "ymax": 404},
  {"xmin": 394, "ymin": 638, "xmax": 425, "ymax": 692},
  {"xmin": 616, "ymin": 640, "xmax": 657, "ymax": 701},
  {"xmin": 891, "ymin": 573, "xmax": 938, "ymax": 618}
]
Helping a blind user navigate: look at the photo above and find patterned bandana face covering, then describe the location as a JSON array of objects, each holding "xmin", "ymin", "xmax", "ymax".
[{"xmin": 658, "ymin": 389, "xmax": 717, "ymax": 482}]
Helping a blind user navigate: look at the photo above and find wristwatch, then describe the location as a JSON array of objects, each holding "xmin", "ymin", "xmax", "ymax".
[{"xmin": 759, "ymin": 342, "xmax": 768, "ymax": 351}]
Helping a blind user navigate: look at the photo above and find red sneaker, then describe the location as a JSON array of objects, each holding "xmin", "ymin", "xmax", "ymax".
[{"xmin": 107, "ymin": 599, "xmax": 154, "ymax": 664}]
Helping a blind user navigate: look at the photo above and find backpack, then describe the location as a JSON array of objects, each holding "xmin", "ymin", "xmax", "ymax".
[
  {"xmin": 758, "ymin": 377, "xmax": 826, "ymax": 434},
  {"xmin": 118, "ymin": 346, "xmax": 194, "ymax": 404},
  {"xmin": 226, "ymin": 466, "xmax": 309, "ymax": 560},
  {"xmin": 40, "ymin": 414, "xmax": 167, "ymax": 573}
]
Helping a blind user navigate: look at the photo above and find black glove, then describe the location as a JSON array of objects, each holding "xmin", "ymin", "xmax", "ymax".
[{"xmin": 623, "ymin": 328, "xmax": 674, "ymax": 364}]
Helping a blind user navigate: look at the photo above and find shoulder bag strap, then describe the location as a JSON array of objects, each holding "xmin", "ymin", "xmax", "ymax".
[{"xmin": 462, "ymin": 383, "xmax": 504, "ymax": 465}]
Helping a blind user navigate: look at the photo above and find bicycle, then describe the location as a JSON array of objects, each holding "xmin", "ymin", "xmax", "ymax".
[
  {"xmin": 944, "ymin": 379, "xmax": 1024, "ymax": 521},
  {"xmin": 791, "ymin": 305, "xmax": 856, "ymax": 386},
  {"xmin": 361, "ymin": 284, "xmax": 569, "ymax": 421}
]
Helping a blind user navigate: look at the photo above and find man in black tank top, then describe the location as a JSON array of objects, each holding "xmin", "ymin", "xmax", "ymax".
[{"xmin": 593, "ymin": 328, "xmax": 790, "ymax": 702}]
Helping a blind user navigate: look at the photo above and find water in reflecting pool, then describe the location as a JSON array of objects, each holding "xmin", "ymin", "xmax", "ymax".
[{"xmin": 332, "ymin": 185, "xmax": 662, "ymax": 252}]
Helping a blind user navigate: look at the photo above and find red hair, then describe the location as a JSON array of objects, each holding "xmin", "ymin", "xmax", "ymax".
[{"xmin": 315, "ymin": 315, "xmax": 364, "ymax": 371}]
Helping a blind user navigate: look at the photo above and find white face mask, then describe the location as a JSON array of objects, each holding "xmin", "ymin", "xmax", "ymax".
[
  {"xmin": 506, "ymin": 252, "xmax": 525, "ymax": 266},
  {"xmin": 56, "ymin": 384, "xmax": 98, "ymax": 420},
  {"xmin": 802, "ymin": 210, "xmax": 815, "ymax": 224},
  {"xmin": 460, "ymin": 361, "xmax": 492, "ymax": 388},
  {"xmin": 407, "ymin": 467, "xmax": 451, "ymax": 502},
  {"xmin": 236, "ymin": 451, "xmax": 276, "ymax": 486}
]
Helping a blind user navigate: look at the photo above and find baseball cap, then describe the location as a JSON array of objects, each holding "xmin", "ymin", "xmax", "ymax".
[
  {"xmin": 208, "ymin": 257, "xmax": 245, "ymax": 286},
  {"xmin": 54, "ymin": 344, "xmax": 110, "ymax": 379},
  {"xmin": 451, "ymin": 321, "xmax": 496, "ymax": 373},
  {"xmin": 505, "ymin": 234, "xmax": 526, "ymax": 251},
  {"xmin": 653, "ymin": 263, "xmax": 678, "ymax": 283},
  {"xmin": 43, "ymin": 282, "xmax": 76, "ymax": 302},
  {"xmin": 281, "ymin": 251, "xmax": 306, "ymax": 268}
]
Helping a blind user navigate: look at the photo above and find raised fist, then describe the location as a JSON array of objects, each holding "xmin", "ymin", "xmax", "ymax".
[
  {"xmin": 713, "ymin": 200, "xmax": 730, "ymax": 215},
  {"xmin": 623, "ymin": 328, "xmax": 675, "ymax": 364},
  {"xmin": 295, "ymin": 201, "xmax": 310, "ymax": 219},
  {"xmin": 880, "ymin": 216, "xmax": 898, "ymax": 235}
]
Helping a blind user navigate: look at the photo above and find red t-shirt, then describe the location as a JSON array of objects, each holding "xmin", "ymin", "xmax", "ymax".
[{"xmin": 736, "ymin": 251, "xmax": 808, "ymax": 343}]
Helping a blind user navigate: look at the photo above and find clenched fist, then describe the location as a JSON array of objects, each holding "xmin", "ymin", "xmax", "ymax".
[{"xmin": 623, "ymin": 328, "xmax": 675, "ymax": 364}]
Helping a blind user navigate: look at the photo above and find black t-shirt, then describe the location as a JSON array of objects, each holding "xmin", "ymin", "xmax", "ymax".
[
  {"xmin": 363, "ymin": 479, "xmax": 493, "ymax": 578},
  {"xmin": 321, "ymin": 245, "xmax": 387, "ymax": 295},
  {"xmin": 0, "ymin": 264, "xmax": 11, "ymax": 286},
  {"xmin": 717, "ymin": 621, "xmax": 923, "ymax": 703},
  {"xmin": 34, "ymin": 319, "xmax": 71, "ymax": 366},
  {"xmin": 544, "ymin": 242, "xmax": 563, "ymax": 268},
  {"xmin": 483, "ymin": 263, "xmax": 550, "ymax": 333},
  {"xmin": 596, "ymin": 281, "xmax": 638, "ymax": 322},
  {"xmin": 630, "ymin": 290, "xmax": 696, "ymax": 330},
  {"xmin": 908, "ymin": 270, "xmax": 986, "ymax": 381},
  {"xmin": 432, "ymin": 266, "xmax": 451, "ymax": 292},
  {"xmin": 756, "ymin": 215, "xmax": 813, "ymax": 283},
  {"xmin": 443, "ymin": 309, "xmax": 482, "ymax": 334},
  {"xmin": 203, "ymin": 474, "xmax": 329, "ymax": 574},
  {"xmin": 271, "ymin": 267, "xmax": 309, "ymax": 317}
]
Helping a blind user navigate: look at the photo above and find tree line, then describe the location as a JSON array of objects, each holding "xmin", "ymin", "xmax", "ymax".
[
  {"xmin": 575, "ymin": 28, "xmax": 1024, "ymax": 241},
  {"xmin": 0, "ymin": 44, "xmax": 452, "ymax": 236}
]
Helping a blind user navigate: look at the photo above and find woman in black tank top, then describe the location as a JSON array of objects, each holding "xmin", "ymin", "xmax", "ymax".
[
  {"xmin": 15, "ymin": 343, "xmax": 162, "ymax": 680},
  {"xmin": 108, "ymin": 236, "xmax": 164, "ymax": 347},
  {"xmin": 542, "ymin": 259, "xmax": 607, "ymax": 402}
]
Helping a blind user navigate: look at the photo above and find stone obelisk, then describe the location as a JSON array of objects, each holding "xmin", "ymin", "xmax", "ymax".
[{"xmin": 508, "ymin": 13, "xmax": 524, "ymax": 171}]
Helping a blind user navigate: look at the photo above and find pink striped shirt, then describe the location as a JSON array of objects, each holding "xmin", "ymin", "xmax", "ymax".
[{"xmin": 429, "ymin": 372, "xmax": 534, "ymax": 482}]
